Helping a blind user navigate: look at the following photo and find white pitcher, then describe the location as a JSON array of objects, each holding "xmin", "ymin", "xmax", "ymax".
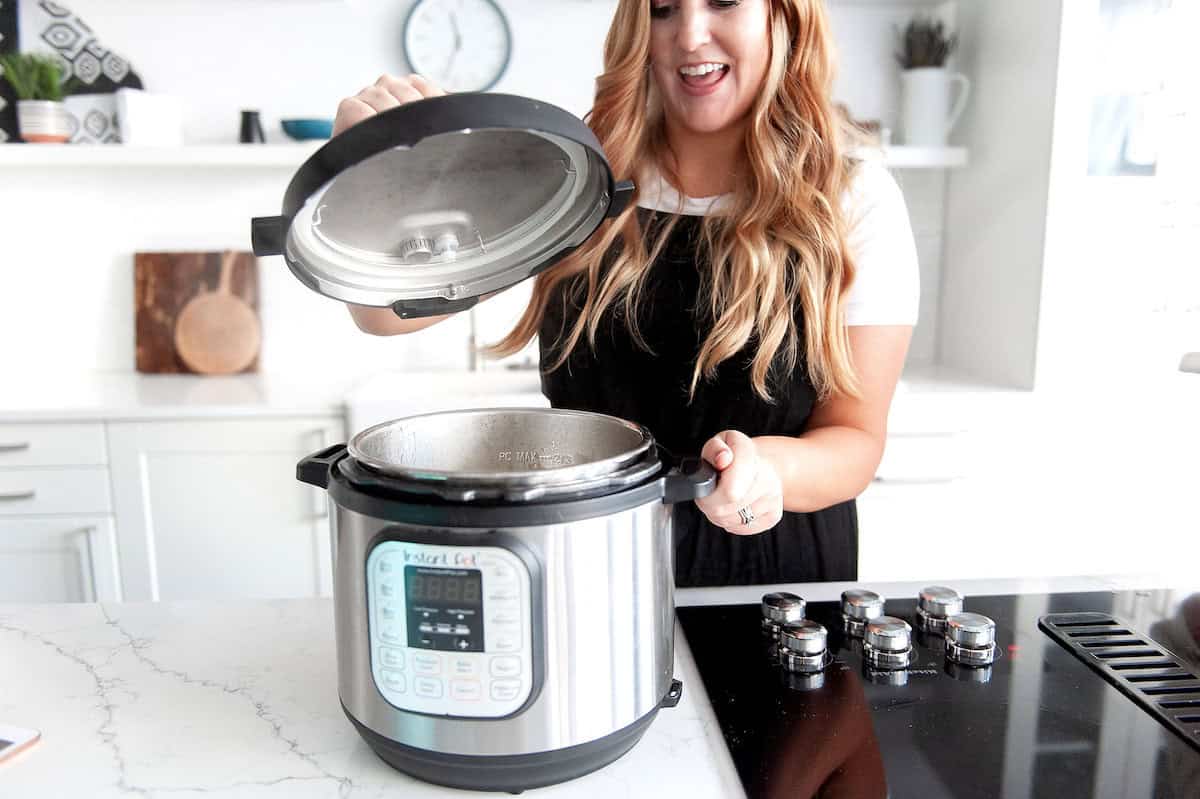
[{"xmin": 900, "ymin": 67, "xmax": 971, "ymax": 147}]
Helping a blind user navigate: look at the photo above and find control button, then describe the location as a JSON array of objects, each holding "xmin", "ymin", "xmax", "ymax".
[
  {"xmin": 378, "ymin": 559, "xmax": 394, "ymax": 574},
  {"xmin": 415, "ymin": 677, "xmax": 444, "ymax": 698},
  {"xmin": 945, "ymin": 612, "xmax": 998, "ymax": 667},
  {"xmin": 380, "ymin": 668, "xmax": 406, "ymax": 693},
  {"xmin": 380, "ymin": 604, "xmax": 398, "ymax": 622},
  {"xmin": 488, "ymin": 612, "xmax": 520, "ymax": 626},
  {"xmin": 490, "ymin": 656, "xmax": 521, "ymax": 678},
  {"xmin": 413, "ymin": 653, "xmax": 442, "ymax": 675},
  {"xmin": 450, "ymin": 658, "xmax": 478, "ymax": 677},
  {"xmin": 493, "ymin": 634, "xmax": 520, "ymax": 652},
  {"xmin": 916, "ymin": 586, "xmax": 964, "ymax": 633},
  {"xmin": 450, "ymin": 680, "xmax": 482, "ymax": 701},
  {"xmin": 490, "ymin": 564, "xmax": 514, "ymax": 579},
  {"xmin": 863, "ymin": 616, "xmax": 916, "ymax": 671},
  {"xmin": 454, "ymin": 624, "xmax": 470, "ymax": 635},
  {"xmin": 490, "ymin": 679, "xmax": 522, "ymax": 702},
  {"xmin": 379, "ymin": 624, "xmax": 403, "ymax": 644},
  {"xmin": 380, "ymin": 580, "xmax": 395, "ymax": 597},
  {"xmin": 435, "ymin": 623, "xmax": 453, "ymax": 634},
  {"xmin": 418, "ymin": 622, "xmax": 434, "ymax": 634},
  {"xmin": 455, "ymin": 639, "xmax": 471, "ymax": 651},
  {"xmin": 379, "ymin": 646, "xmax": 406, "ymax": 669},
  {"xmin": 841, "ymin": 589, "xmax": 885, "ymax": 638},
  {"xmin": 761, "ymin": 592, "xmax": 806, "ymax": 624},
  {"xmin": 488, "ymin": 590, "xmax": 520, "ymax": 602}
]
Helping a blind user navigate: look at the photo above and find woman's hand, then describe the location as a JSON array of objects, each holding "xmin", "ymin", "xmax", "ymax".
[
  {"xmin": 333, "ymin": 73, "xmax": 445, "ymax": 136},
  {"xmin": 695, "ymin": 430, "xmax": 784, "ymax": 535}
]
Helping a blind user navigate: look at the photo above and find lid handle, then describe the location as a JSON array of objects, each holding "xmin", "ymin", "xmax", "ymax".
[
  {"xmin": 251, "ymin": 216, "xmax": 286, "ymax": 256},
  {"xmin": 605, "ymin": 180, "xmax": 636, "ymax": 219},
  {"xmin": 391, "ymin": 295, "xmax": 481, "ymax": 320}
]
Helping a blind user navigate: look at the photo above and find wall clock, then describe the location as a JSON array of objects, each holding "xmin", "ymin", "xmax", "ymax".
[{"xmin": 403, "ymin": 0, "xmax": 512, "ymax": 93}]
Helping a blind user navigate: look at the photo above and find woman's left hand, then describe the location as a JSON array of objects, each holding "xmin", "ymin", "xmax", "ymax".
[{"xmin": 695, "ymin": 430, "xmax": 784, "ymax": 535}]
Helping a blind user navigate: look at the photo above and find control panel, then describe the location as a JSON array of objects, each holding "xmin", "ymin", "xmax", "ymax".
[{"xmin": 366, "ymin": 541, "xmax": 534, "ymax": 718}]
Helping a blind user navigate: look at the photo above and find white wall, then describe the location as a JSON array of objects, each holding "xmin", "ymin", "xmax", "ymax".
[{"xmin": 0, "ymin": 0, "xmax": 950, "ymax": 380}]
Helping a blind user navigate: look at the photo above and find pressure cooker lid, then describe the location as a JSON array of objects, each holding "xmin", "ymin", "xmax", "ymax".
[
  {"xmin": 347, "ymin": 408, "xmax": 655, "ymax": 492},
  {"xmin": 251, "ymin": 93, "xmax": 634, "ymax": 318}
]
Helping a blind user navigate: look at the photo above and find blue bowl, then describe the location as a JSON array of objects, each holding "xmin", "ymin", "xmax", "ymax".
[{"xmin": 281, "ymin": 118, "xmax": 334, "ymax": 140}]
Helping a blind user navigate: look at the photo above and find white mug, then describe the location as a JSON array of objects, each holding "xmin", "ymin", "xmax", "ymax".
[{"xmin": 900, "ymin": 67, "xmax": 971, "ymax": 147}]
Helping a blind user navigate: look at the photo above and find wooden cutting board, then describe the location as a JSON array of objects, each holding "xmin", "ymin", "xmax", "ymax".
[{"xmin": 135, "ymin": 251, "xmax": 261, "ymax": 374}]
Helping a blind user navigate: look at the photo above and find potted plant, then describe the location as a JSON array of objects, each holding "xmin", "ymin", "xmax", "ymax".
[
  {"xmin": 0, "ymin": 51, "xmax": 75, "ymax": 143},
  {"xmin": 895, "ymin": 16, "xmax": 971, "ymax": 147}
]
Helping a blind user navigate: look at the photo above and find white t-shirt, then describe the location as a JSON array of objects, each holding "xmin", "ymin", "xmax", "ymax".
[{"xmin": 634, "ymin": 157, "xmax": 920, "ymax": 326}]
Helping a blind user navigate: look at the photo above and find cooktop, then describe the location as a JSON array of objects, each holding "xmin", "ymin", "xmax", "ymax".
[{"xmin": 676, "ymin": 587, "xmax": 1200, "ymax": 798}]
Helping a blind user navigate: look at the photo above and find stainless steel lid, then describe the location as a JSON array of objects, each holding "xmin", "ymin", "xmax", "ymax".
[
  {"xmin": 252, "ymin": 94, "xmax": 634, "ymax": 318},
  {"xmin": 347, "ymin": 407, "xmax": 654, "ymax": 493}
]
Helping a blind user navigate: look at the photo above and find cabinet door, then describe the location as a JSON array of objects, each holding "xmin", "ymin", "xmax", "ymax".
[
  {"xmin": 0, "ymin": 516, "xmax": 120, "ymax": 602},
  {"xmin": 107, "ymin": 417, "xmax": 344, "ymax": 602}
]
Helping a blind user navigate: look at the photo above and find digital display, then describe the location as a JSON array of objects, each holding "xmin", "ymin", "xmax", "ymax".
[
  {"xmin": 403, "ymin": 565, "xmax": 486, "ymax": 652},
  {"xmin": 406, "ymin": 570, "xmax": 481, "ymax": 603}
]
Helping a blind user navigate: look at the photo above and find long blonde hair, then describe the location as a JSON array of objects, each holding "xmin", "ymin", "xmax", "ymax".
[{"xmin": 488, "ymin": 0, "xmax": 865, "ymax": 402}]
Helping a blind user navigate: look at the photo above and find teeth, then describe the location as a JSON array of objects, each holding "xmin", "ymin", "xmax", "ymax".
[{"xmin": 679, "ymin": 63, "xmax": 727, "ymax": 77}]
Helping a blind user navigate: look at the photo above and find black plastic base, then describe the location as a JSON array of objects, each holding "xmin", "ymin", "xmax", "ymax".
[{"xmin": 343, "ymin": 702, "xmax": 659, "ymax": 793}]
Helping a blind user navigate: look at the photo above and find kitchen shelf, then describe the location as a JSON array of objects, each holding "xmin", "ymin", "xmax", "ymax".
[
  {"xmin": 0, "ymin": 143, "xmax": 325, "ymax": 167},
  {"xmin": 0, "ymin": 143, "xmax": 969, "ymax": 170}
]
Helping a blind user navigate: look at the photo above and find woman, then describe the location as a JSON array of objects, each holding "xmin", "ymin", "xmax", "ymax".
[{"xmin": 339, "ymin": 0, "xmax": 918, "ymax": 587}]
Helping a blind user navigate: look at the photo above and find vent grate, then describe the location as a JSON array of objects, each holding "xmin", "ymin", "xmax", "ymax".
[{"xmin": 1040, "ymin": 612, "xmax": 1200, "ymax": 753}]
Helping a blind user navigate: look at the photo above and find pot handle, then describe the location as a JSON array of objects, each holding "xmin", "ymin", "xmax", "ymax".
[
  {"xmin": 606, "ymin": 179, "xmax": 636, "ymax": 218},
  {"xmin": 251, "ymin": 215, "xmax": 285, "ymax": 256},
  {"xmin": 297, "ymin": 443, "xmax": 347, "ymax": 489},
  {"xmin": 662, "ymin": 455, "xmax": 717, "ymax": 504},
  {"xmin": 660, "ymin": 678, "xmax": 683, "ymax": 709}
]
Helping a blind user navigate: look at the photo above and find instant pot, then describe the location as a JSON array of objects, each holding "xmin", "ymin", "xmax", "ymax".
[
  {"xmin": 298, "ymin": 409, "xmax": 714, "ymax": 791},
  {"xmin": 255, "ymin": 94, "xmax": 717, "ymax": 790}
]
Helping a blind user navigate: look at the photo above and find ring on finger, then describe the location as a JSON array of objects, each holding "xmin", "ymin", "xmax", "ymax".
[{"xmin": 737, "ymin": 506, "xmax": 756, "ymax": 526}]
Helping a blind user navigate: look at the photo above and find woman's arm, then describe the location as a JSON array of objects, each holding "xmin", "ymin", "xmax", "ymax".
[
  {"xmin": 759, "ymin": 325, "xmax": 911, "ymax": 512},
  {"xmin": 697, "ymin": 325, "xmax": 911, "ymax": 532}
]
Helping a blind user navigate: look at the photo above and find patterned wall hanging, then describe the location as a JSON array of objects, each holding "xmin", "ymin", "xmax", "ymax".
[{"xmin": 1, "ymin": 1, "xmax": 144, "ymax": 144}]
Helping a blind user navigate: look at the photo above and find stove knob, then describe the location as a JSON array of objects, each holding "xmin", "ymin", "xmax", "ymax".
[
  {"xmin": 863, "ymin": 616, "xmax": 915, "ymax": 670},
  {"xmin": 841, "ymin": 589, "xmax": 884, "ymax": 637},
  {"xmin": 945, "ymin": 612, "xmax": 997, "ymax": 667},
  {"xmin": 778, "ymin": 620, "xmax": 829, "ymax": 674},
  {"xmin": 915, "ymin": 585, "xmax": 964, "ymax": 633},
  {"xmin": 761, "ymin": 592, "xmax": 806, "ymax": 637}
]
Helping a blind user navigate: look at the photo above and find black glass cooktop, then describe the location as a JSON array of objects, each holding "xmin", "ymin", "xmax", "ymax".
[{"xmin": 677, "ymin": 589, "xmax": 1200, "ymax": 799}]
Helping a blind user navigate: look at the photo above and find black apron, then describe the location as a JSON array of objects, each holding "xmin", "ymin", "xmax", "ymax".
[{"xmin": 539, "ymin": 210, "xmax": 857, "ymax": 587}]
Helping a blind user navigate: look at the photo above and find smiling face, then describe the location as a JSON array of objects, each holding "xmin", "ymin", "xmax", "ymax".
[{"xmin": 648, "ymin": 0, "xmax": 772, "ymax": 137}]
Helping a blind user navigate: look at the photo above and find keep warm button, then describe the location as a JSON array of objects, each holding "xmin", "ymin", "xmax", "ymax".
[{"xmin": 490, "ymin": 679, "xmax": 522, "ymax": 702}]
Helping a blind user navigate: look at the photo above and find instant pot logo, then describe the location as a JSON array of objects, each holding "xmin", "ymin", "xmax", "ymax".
[{"xmin": 403, "ymin": 550, "xmax": 478, "ymax": 567}]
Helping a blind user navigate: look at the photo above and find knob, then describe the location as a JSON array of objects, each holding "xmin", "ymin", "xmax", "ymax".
[
  {"xmin": 778, "ymin": 620, "xmax": 830, "ymax": 674},
  {"xmin": 945, "ymin": 612, "xmax": 997, "ymax": 667},
  {"xmin": 915, "ymin": 586, "xmax": 964, "ymax": 633},
  {"xmin": 863, "ymin": 616, "xmax": 915, "ymax": 670},
  {"xmin": 841, "ymin": 589, "xmax": 885, "ymax": 638},
  {"xmin": 399, "ymin": 236, "xmax": 435, "ymax": 263},
  {"xmin": 761, "ymin": 592, "xmax": 806, "ymax": 637}
]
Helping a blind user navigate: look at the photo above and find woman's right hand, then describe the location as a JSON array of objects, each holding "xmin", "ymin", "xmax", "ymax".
[{"xmin": 333, "ymin": 73, "xmax": 445, "ymax": 137}]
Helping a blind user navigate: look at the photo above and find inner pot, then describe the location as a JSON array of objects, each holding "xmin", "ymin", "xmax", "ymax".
[{"xmin": 346, "ymin": 407, "xmax": 654, "ymax": 490}]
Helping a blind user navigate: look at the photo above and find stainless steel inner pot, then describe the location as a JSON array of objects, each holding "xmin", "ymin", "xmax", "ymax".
[{"xmin": 347, "ymin": 407, "xmax": 653, "ymax": 490}]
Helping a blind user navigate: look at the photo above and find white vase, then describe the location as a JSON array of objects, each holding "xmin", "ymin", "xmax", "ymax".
[
  {"xmin": 17, "ymin": 100, "xmax": 72, "ymax": 143},
  {"xmin": 899, "ymin": 67, "xmax": 971, "ymax": 147}
]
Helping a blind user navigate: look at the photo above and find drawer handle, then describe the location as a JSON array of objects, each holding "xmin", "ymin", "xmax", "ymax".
[
  {"xmin": 0, "ymin": 490, "xmax": 36, "ymax": 501},
  {"xmin": 0, "ymin": 442, "xmax": 31, "ymax": 453}
]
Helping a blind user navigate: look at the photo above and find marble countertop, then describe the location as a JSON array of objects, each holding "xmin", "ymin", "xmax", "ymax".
[
  {"xmin": 0, "ymin": 599, "xmax": 741, "ymax": 799},
  {"xmin": 2, "ymin": 574, "xmax": 1181, "ymax": 797}
]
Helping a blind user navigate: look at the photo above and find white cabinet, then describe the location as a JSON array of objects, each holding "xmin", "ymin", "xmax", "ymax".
[
  {"xmin": 0, "ymin": 422, "xmax": 120, "ymax": 603},
  {"xmin": 107, "ymin": 416, "xmax": 344, "ymax": 602},
  {"xmin": 0, "ymin": 517, "xmax": 120, "ymax": 603}
]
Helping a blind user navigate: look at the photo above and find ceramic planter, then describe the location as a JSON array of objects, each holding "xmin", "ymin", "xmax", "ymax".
[{"xmin": 17, "ymin": 99, "xmax": 72, "ymax": 143}]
